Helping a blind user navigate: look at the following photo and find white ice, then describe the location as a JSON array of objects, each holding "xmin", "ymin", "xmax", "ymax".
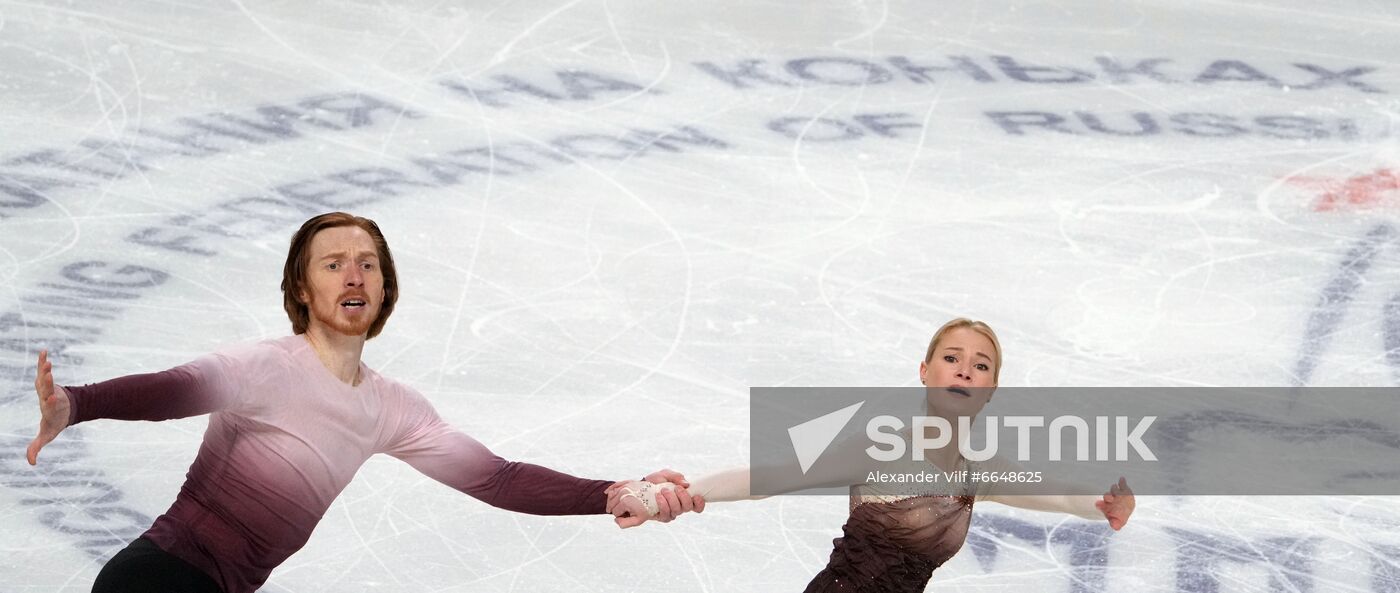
[{"xmin": 2, "ymin": 1, "xmax": 1399, "ymax": 591}]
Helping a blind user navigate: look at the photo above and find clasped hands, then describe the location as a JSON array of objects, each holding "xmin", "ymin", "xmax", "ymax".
[{"xmin": 606, "ymin": 469, "xmax": 706, "ymax": 528}]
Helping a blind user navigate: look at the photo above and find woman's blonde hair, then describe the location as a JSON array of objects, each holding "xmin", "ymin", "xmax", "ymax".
[{"xmin": 923, "ymin": 318, "xmax": 1002, "ymax": 383}]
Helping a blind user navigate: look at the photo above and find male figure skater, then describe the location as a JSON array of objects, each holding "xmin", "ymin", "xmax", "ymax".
[{"xmin": 27, "ymin": 212, "xmax": 699, "ymax": 593}]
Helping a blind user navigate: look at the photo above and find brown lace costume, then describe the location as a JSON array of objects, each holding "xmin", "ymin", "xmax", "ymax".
[{"xmin": 804, "ymin": 460, "xmax": 980, "ymax": 592}]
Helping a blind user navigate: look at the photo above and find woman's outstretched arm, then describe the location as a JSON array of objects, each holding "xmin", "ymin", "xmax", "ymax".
[{"xmin": 976, "ymin": 455, "xmax": 1135, "ymax": 529}]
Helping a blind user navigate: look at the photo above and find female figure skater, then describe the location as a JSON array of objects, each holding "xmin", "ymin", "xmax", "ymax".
[{"xmin": 608, "ymin": 318, "xmax": 1134, "ymax": 592}]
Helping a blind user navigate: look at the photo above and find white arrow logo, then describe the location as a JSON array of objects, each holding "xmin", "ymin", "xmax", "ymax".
[{"xmin": 788, "ymin": 401, "xmax": 865, "ymax": 474}]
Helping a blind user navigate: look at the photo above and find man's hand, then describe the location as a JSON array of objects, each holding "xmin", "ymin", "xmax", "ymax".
[
  {"xmin": 641, "ymin": 469, "xmax": 707, "ymax": 522},
  {"xmin": 1094, "ymin": 477, "xmax": 1134, "ymax": 531},
  {"xmin": 27, "ymin": 350, "xmax": 71, "ymax": 465},
  {"xmin": 605, "ymin": 468, "xmax": 707, "ymax": 528}
]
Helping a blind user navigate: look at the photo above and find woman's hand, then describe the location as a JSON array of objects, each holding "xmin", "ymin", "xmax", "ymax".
[
  {"xmin": 605, "ymin": 469, "xmax": 706, "ymax": 528},
  {"xmin": 1094, "ymin": 477, "xmax": 1134, "ymax": 530}
]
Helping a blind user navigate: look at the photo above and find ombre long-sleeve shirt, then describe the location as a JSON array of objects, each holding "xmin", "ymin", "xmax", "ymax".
[{"xmin": 65, "ymin": 335, "xmax": 614, "ymax": 593}]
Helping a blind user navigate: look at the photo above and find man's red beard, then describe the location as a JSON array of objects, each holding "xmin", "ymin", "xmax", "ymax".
[{"xmin": 307, "ymin": 291, "xmax": 377, "ymax": 337}]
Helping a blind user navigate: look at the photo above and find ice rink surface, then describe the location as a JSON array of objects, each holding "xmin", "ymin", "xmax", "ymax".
[{"xmin": 2, "ymin": 1, "xmax": 1399, "ymax": 591}]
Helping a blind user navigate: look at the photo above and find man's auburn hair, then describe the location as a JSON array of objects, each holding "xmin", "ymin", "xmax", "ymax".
[{"xmin": 281, "ymin": 212, "xmax": 399, "ymax": 339}]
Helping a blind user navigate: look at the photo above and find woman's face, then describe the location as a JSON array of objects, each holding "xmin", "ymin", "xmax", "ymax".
[{"xmin": 920, "ymin": 326, "xmax": 998, "ymax": 415}]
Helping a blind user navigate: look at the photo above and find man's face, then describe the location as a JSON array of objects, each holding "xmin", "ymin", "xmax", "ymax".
[{"xmin": 299, "ymin": 225, "xmax": 385, "ymax": 338}]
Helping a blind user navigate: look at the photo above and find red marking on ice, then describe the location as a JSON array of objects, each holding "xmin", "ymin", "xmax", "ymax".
[{"xmin": 1288, "ymin": 168, "xmax": 1400, "ymax": 212}]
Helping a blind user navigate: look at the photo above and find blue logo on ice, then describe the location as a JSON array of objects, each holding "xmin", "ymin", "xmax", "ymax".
[{"xmin": 789, "ymin": 401, "xmax": 865, "ymax": 474}]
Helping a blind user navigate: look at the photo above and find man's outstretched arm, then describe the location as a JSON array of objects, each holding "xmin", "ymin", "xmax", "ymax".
[
  {"xmin": 385, "ymin": 414, "xmax": 697, "ymax": 520},
  {"xmin": 27, "ymin": 349, "xmax": 237, "ymax": 465}
]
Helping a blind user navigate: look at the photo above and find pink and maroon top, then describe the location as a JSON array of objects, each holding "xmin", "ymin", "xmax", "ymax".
[{"xmin": 65, "ymin": 335, "xmax": 614, "ymax": 593}]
